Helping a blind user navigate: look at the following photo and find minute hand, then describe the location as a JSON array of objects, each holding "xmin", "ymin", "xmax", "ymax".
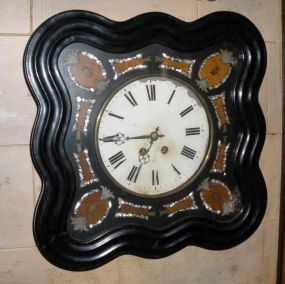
[
  {"xmin": 126, "ymin": 134, "xmax": 165, "ymax": 140},
  {"xmin": 126, "ymin": 135, "xmax": 150, "ymax": 140}
]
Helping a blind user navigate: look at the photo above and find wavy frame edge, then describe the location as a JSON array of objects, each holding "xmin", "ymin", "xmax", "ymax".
[{"xmin": 23, "ymin": 10, "xmax": 267, "ymax": 271}]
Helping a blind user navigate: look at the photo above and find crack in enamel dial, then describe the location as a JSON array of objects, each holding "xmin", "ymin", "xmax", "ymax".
[{"xmin": 96, "ymin": 76, "xmax": 211, "ymax": 196}]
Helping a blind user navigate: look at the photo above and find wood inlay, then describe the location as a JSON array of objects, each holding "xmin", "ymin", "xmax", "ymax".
[
  {"xmin": 165, "ymin": 198, "xmax": 194, "ymax": 215},
  {"xmin": 78, "ymin": 151, "xmax": 93, "ymax": 181}
]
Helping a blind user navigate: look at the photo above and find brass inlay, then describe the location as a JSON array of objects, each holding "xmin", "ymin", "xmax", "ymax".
[
  {"xmin": 161, "ymin": 59, "xmax": 190, "ymax": 75},
  {"xmin": 201, "ymin": 182, "xmax": 230, "ymax": 212},
  {"xmin": 70, "ymin": 52, "xmax": 105, "ymax": 90},
  {"xmin": 200, "ymin": 53, "xmax": 230, "ymax": 88},
  {"xmin": 214, "ymin": 142, "xmax": 227, "ymax": 171},
  {"xmin": 119, "ymin": 204, "xmax": 150, "ymax": 217},
  {"xmin": 76, "ymin": 191, "xmax": 109, "ymax": 226},
  {"xmin": 213, "ymin": 96, "xmax": 227, "ymax": 125},
  {"xmin": 114, "ymin": 58, "xmax": 145, "ymax": 74},
  {"xmin": 76, "ymin": 101, "xmax": 92, "ymax": 132},
  {"xmin": 78, "ymin": 151, "xmax": 93, "ymax": 181},
  {"xmin": 165, "ymin": 198, "xmax": 193, "ymax": 215}
]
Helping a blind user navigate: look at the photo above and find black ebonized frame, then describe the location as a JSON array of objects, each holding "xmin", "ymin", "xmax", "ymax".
[{"xmin": 23, "ymin": 10, "xmax": 267, "ymax": 271}]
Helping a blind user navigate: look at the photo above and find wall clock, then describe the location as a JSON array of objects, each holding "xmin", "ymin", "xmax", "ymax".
[{"xmin": 23, "ymin": 10, "xmax": 267, "ymax": 271}]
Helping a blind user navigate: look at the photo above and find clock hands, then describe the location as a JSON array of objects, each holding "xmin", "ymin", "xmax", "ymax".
[
  {"xmin": 138, "ymin": 143, "xmax": 152, "ymax": 165},
  {"xmin": 99, "ymin": 132, "xmax": 126, "ymax": 145},
  {"xmin": 138, "ymin": 127, "xmax": 164, "ymax": 165},
  {"xmin": 100, "ymin": 127, "xmax": 164, "ymax": 166},
  {"xmin": 99, "ymin": 127, "xmax": 165, "ymax": 146},
  {"xmin": 149, "ymin": 127, "xmax": 165, "ymax": 142},
  {"xmin": 130, "ymin": 127, "xmax": 165, "ymax": 142}
]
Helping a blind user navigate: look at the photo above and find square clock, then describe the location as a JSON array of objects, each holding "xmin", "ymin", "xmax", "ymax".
[{"xmin": 23, "ymin": 10, "xmax": 267, "ymax": 271}]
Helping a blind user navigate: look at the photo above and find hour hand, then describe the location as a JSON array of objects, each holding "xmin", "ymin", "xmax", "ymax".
[{"xmin": 99, "ymin": 132, "xmax": 126, "ymax": 145}]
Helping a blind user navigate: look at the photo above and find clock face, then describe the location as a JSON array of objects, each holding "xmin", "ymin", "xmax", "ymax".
[{"xmin": 96, "ymin": 76, "xmax": 211, "ymax": 196}]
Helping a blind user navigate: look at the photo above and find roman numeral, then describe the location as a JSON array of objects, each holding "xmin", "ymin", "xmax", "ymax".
[
  {"xmin": 127, "ymin": 165, "xmax": 141, "ymax": 183},
  {"xmin": 108, "ymin": 112, "xmax": 124, "ymax": 119},
  {"xmin": 108, "ymin": 151, "xmax": 126, "ymax": 169},
  {"xmin": 124, "ymin": 91, "xmax": 137, "ymax": 107},
  {"xmin": 180, "ymin": 105, "xmax": 193, "ymax": 117},
  {"xmin": 181, "ymin": 146, "xmax": 196, "ymax": 159},
  {"xmin": 186, "ymin": 127, "xmax": 200, "ymax": 136},
  {"xmin": 146, "ymin": 84, "xmax": 156, "ymax": 101},
  {"xmin": 171, "ymin": 163, "xmax": 181, "ymax": 175},
  {"xmin": 167, "ymin": 90, "xmax": 176, "ymax": 104},
  {"xmin": 152, "ymin": 170, "xmax": 159, "ymax": 186}
]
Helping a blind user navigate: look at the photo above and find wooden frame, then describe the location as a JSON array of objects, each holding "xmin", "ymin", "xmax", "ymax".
[{"xmin": 23, "ymin": 10, "xmax": 267, "ymax": 271}]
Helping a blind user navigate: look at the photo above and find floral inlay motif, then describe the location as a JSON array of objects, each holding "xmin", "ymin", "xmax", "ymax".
[
  {"xmin": 63, "ymin": 49, "xmax": 109, "ymax": 93},
  {"xmin": 71, "ymin": 186, "xmax": 114, "ymax": 231},
  {"xmin": 196, "ymin": 49, "xmax": 234, "ymax": 92},
  {"xmin": 199, "ymin": 179, "xmax": 239, "ymax": 215}
]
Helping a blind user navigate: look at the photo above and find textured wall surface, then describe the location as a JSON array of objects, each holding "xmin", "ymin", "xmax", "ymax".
[{"xmin": 0, "ymin": 0, "xmax": 282, "ymax": 283}]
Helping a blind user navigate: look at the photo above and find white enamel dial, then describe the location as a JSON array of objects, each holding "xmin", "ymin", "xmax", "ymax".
[{"xmin": 96, "ymin": 76, "xmax": 210, "ymax": 196}]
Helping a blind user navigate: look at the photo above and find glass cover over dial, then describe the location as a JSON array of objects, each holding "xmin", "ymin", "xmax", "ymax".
[{"xmin": 96, "ymin": 76, "xmax": 210, "ymax": 196}]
